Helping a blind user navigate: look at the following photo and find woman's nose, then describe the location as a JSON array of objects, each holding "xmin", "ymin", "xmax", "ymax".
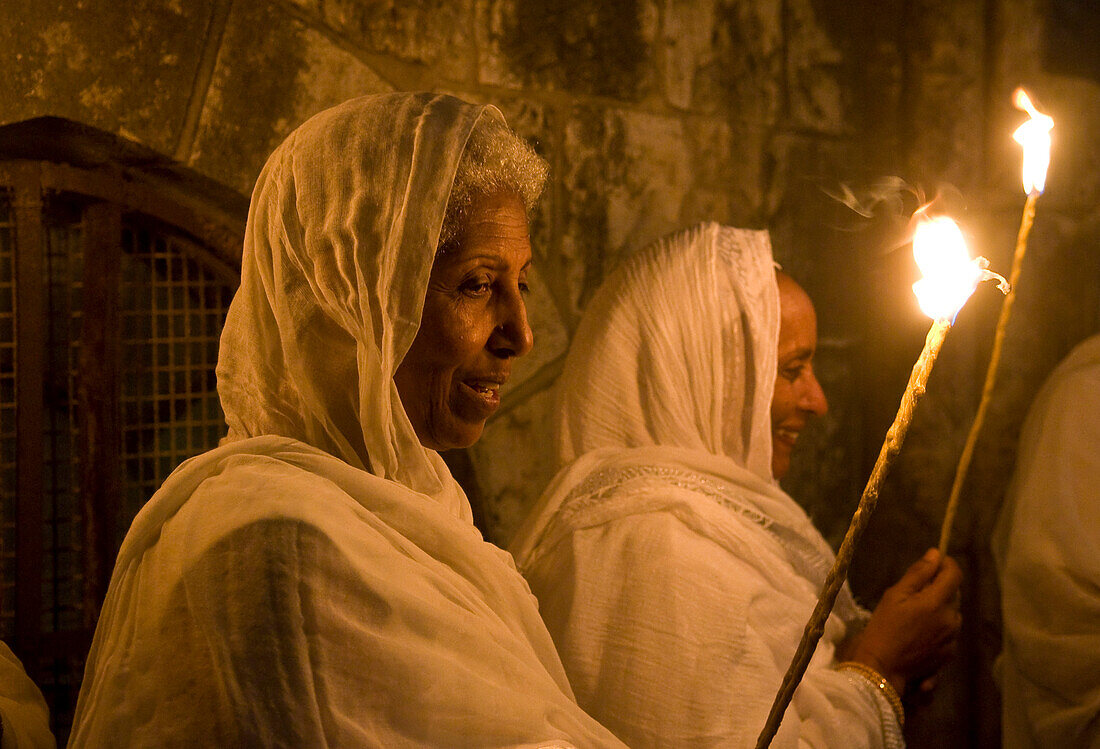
[
  {"xmin": 490, "ymin": 291, "xmax": 534, "ymax": 358},
  {"xmin": 801, "ymin": 371, "xmax": 828, "ymax": 416}
]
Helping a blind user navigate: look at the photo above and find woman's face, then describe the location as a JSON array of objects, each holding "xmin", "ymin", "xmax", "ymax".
[
  {"xmin": 394, "ymin": 191, "xmax": 534, "ymax": 451},
  {"xmin": 771, "ymin": 272, "xmax": 828, "ymax": 480}
]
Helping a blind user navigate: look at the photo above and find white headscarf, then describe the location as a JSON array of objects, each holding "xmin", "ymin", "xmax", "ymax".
[
  {"xmin": 0, "ymin": 641, "xmax": 54, "ymax": 748},
  {"xmin": 516, "ymin": 222, "xmax": 856, "ymax": 586},
  {"xmin": 511, "ymin": 224, "xmax": 892, "ymax": 748},
  {"xmin": 217, "ymin": 91, "xmax": 484, "ymax": 520},
  {"xmin": 555, "ymin": 222, "xmax": 777, "ymax": 480}
]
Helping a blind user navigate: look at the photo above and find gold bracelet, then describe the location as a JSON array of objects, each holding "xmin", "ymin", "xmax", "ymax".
[{"xmin": 834, "ymin": 661, "xmax": 905, "ymax": 729}]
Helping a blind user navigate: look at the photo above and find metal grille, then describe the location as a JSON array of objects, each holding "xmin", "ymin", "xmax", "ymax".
[
  {"xmin": 34, "ymin": 202, "xmax": 86, "ymax": 729},
  {"xmin": 0, "ymin": 147, "xmax": 244, "ymax": 743},
  {"xmin": 0, "ymin": 190, "xmax": 239, "ymax": 739},
  {"xmin": 31, "ymin": 210, "xmax": 235, "ymax": 739},
  {"xmin": 119, "ymin": 223, "xmax": 232, "ymax": 538},
  {"xmin": 0, "ymin": 191, "xmax": 14, "ymax": 641},
  {"xmin": 42, "ymin": 205, "xmax": 84, "ymax": 636}
]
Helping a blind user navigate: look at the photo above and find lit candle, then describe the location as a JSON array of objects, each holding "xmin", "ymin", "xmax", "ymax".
[
  {"xmin": 757, "ymin": 214, "xmax": 1005, "ymax": 749},
  {"xmin": 939, "ymin": 89, "xmax": 1053, "ymax": 554},
  {"xmin": 912, "ymin": 215, "xmax": 1002, "ymax": 321},
  {"xmin": 1013, "ymin": 88, "xmax": 1053, "ymax": 196}
]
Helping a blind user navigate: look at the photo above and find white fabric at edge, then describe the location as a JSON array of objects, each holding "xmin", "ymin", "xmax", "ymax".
[
  {"xmin": 0, "ymin": 642, "xmax": 54, "ymax": 749},
  {"xmin": 69, "ymin": 92, "xmax": 623, "ymax": 748},
  {"xmin": 510, "ymin": 224, "xmax": 902, "ymax": 748},
  {"xmin": 993, "ymin": 333, "xmax": 1100, "ymax": 749}
]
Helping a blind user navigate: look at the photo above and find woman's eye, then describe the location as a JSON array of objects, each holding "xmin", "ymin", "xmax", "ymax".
[
  {"xmin": 461, "ymin": 277, "xmax": 492, "ymax": 295},
  {"xmin": 781, "ymin": 366, "xmax": 803, "ymax": 382},
  {"xmin": 519, "ymin": 280, "xmax": 530, "ymax": 295}
]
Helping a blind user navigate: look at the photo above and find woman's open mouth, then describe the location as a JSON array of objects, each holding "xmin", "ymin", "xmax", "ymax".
[
  {"xmin": 459, "ymin": 379, "xmax": 504, "ymax": 416},
  {"xmin": 773, "ymin": 426, "xmax": 799, "ymax": 448}
]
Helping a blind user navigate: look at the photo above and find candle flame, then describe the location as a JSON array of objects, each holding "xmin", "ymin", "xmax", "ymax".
[
  {"xmin": 911, "ymin": 216, "xmax": 985, "ymax": 321},
  {"xmin": 1012, "ymin": 88, "xmax": 1053, "ymax": 195}
]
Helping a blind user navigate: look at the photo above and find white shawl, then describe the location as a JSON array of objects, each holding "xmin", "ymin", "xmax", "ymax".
[
  {"xmin": 993, "ymin": 333, "xmax": 1100, "ymax": 749},
  {"xmin": 70, "ymin": 93, "xmax": 623, "ymax": 748},
  {"xmin": 511, "ymin": 224, "xmax": 902, "ymax": 748},
  {"xmin": 0, "ymin": 642, "xmax": 53, "ymax": 748}
]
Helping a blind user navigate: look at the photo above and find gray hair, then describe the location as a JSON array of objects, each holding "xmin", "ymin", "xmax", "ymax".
[{"xmin": 438, "ymin": 111, "xmax": 549, "ymax": 251}]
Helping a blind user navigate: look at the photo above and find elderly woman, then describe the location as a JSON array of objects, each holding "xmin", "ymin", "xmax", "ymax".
[
  {"xmin": 510, "ymin": 224, "xmax": 962, "ymax": 747},
  {"xmin": 70, "ymin": 93, "xmax": 622, "ymax": 747}
]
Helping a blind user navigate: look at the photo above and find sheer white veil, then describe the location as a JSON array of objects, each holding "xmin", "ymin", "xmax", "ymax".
[
  {"xmin": 217, "ymin": 92, "xmax": 500, "ymax": 521},
  {"xmin": 507, "ymin": 225, "xmax": 878, "ymax": 749},
  {"xmin": 515, "ymin": 222, "xmax": 855, "ymax": 605},
  {"xmin": 556, "ymin": 222, "xmax": 778, "ymax": 481}
]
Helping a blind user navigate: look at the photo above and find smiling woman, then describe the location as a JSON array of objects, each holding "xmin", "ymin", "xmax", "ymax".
[
  {"xmin": 69, "ymin": 93, "xmax": 624, "ymax": 747},
  {"xmin": 771, "ymin": 271, "xmax": 829, "ymax": 480},
  {"xmin": 511, "ymin": 224, "xmax": 962, "ymax": 748},
  {"xmin": 395, "ymin": 191, "xmax": 535, "ymax": 451}
]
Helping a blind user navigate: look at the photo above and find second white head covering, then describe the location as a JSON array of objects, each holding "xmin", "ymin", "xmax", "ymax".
[{"xmin": 556, "ymin": 221, "xmax": 778, "ymax": 481}]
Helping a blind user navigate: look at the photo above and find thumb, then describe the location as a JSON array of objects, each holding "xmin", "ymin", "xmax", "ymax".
[{"xmin": 894, "ymin": 548, "xmax": 942, "ymax": 593}]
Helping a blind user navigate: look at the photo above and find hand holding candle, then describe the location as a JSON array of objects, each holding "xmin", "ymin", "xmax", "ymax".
[
  {"xmin": 756, "ymin": 215, "xmax": 1005, "ymax": 749},
  {"xmin": 938, "ymin": 89, "xmax": 1053, "ymax": 554}
]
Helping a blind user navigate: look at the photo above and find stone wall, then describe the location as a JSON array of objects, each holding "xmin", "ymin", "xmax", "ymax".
[{"xmin": 4, "ymin": 1, "xmax": 1100, "ymax": 746}]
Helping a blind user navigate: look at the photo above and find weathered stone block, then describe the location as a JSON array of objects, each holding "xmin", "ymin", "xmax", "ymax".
[
  {"xmin": 765, "ymin": 133, "xmax": 868, "ymax": 324},
  {"xmin": 305, "ymin": 0, "xmax": 475, "ymax": 75},
  {"xmin": 478, "ymin": 0, "xmax": 658, "ymax": 100},
  {"xmin": 690, "ymin": 0, "xmax": 784, "ymax": 122},
  {"xmin": 719, "ymin": 120, "xmax": 776, "ymax": 224},
  {"xmin": 555, "ymin": 105, "xmax": 695, "ymax": 324},
  {"xmin": 659, "ymin": 0, "xmax": 720, "ymax": 110},
  {"xmin": 784, "ymin": 0, "xmax": 845, "ymax": 133},
  {"xmin": 0, "ymin": 0, "xmax": 213, "ymax": 155},
  {"xmin": 186, "ymin": 2, "xmax": 391, "ymax": 195},
  {"xmin": 902, "ymin": 0, "xmax": 987, "ymax": 188},
  {"xmin": 907, "ymin": 72, "xmax": 987, "ymax": 188}
]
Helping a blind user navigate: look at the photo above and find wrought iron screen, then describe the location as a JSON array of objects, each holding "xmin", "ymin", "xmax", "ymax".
[
  {"xmin": 119, "ymin": 222, "xmax": 234, "ymax": 533},
  {"xmin": 0, "ymin": 157, "xmax": 242, "ymax": 739},
  {"xmin": 1, "ymin": 191, "xmax": 15, "ymax": 644}
]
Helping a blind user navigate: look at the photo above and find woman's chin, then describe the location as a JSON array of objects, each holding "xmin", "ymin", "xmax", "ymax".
[
  {"xmin": 422, "ymin": 420, "xmax": 487, "ymax": 452},
  {"xmin": 771, "ymin": 453, "xmax": 791, "ymax": 481}
]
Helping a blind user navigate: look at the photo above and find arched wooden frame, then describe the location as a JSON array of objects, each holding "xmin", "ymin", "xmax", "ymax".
[{"xmin": 0, "ymin": 157, "xmax": 243, "ymax": 723}]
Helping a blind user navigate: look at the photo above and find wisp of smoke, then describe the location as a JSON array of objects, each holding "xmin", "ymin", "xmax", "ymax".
[
  {"xmin": 823, "ymin": 178, "xmax": 967, "ymax": 257},
  {"xmin": 823, "ymin": 176, "xmax": 927, "ymax": 220}
]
